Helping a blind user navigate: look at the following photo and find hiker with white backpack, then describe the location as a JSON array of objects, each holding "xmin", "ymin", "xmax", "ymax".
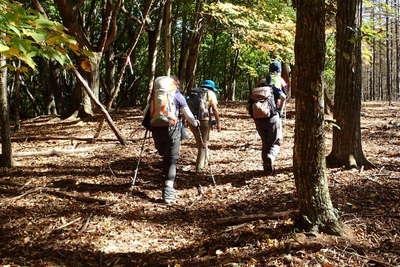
[
  {"xmin": 143, "ymin": 76, "xmax": 199, "ymax": 204},
  {"xmin": 248, "ymin": 62, "xmax": 287, "ymax": 175}
]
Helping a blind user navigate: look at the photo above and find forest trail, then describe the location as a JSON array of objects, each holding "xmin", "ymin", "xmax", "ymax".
[{"xmin": 1, "ymin": 101, "xmax": 399, "ymax": 266}]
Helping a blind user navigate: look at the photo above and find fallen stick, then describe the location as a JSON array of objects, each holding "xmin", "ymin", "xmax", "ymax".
[
  {"xmin": 12, "ymin": 136, "xmax": 148, "ymax": 143},
  {"xmin": 55, "ymin": 217, "xmax": 82, "ymax": 231},
  {"xmin": 79, "ymin": 213, "xmax": 93, "ymax": 233},
  {"xmin": 215, "ymin": 210, "xmax": 299, "ymax": 225},
  {"xmin": 13, "ymin": 144, "xmax": 117, "ymax": 157},
  {"xmin": 9, "ymin": 187, "xmax": 45, "ymax": 201}
]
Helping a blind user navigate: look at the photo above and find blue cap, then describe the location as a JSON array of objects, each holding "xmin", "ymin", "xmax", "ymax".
[
  {"xmin": 269, "ymin": 61, "xmax": 282, "ymax": 73},
  {"xmin": 201, "ymin": 80, "xmax": 219, "ymax": 93}
]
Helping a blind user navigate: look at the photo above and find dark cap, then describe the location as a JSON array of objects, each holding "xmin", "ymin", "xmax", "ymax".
[{"xmin": 269, "ymin": 61, "xmax": 282, "ymax": 73}]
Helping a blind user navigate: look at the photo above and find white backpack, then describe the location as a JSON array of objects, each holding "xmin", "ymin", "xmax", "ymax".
[{"xmin": 150, "ymin": 76, "xmax": 178, "ymax": 127}]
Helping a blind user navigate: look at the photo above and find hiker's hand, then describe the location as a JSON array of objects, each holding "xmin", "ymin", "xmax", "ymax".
[{"xmin": 194, "ymin": 120, "xmax": 200, "ymax": 128}]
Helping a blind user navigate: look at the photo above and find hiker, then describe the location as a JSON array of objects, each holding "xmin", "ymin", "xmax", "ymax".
[
  {"xmin": 268, "ymin": 61, "xmax": 287, "ymax": 116},
  {"xmin": 145, "ymin": 76, "xmax": 199, "ymax": 204},
  {"xmin": 187, "ymin": 79, "xmax": 221, "ymax": 173},
  {"xmin": 248, "ymin": 62, "xmax": 287, "ymax": 174}
]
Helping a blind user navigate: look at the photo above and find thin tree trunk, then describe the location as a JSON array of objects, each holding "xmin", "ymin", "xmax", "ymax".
[
  {"xmin": 386, "ymin": 0, "xmax": 392, "ymax": 105},
  {"xmin": 163, "ymin": 0, "xmax": 172, "ymax": 76},
  {"xmin": 396, "ymin": 0, "xmax": 400, "ymax": 100},
  {"xmin": 294, "ymin": 0, "xmax": 342, "ymax": 235},
  {"xmin": 147, "ymin": 14, "xmax": 164, "ymax": 94},
  {"xmin": 103, "ymin": 49, "xmax": 116, "ymax": 105},
  {"xmin": 0, "ymin": 54, "xmax": 14, "ymax": 167},
  {"xmin": 14, "ymin": 65, "xmax": 21, "ymax": 131},
  {"xmin": 372, "ymin": 24, "xmax": 376, "ymax": 100},
  {"xmin": 227, "ymin": 48, "xmax": 240, "ymax": 101}
]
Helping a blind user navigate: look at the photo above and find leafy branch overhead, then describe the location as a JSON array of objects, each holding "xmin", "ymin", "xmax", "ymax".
[
  {"xmin": 204, "ymin": 2, "xmax": 295, "ymax": 61},
  {"xmin": 0, "ymin": 0, "xmax": 80, "ymax": 70}
]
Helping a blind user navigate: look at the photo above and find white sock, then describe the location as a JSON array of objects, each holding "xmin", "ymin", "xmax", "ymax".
[{"xmin": 165, "ymin": 180, "xmax": 174, "ymax": 187}]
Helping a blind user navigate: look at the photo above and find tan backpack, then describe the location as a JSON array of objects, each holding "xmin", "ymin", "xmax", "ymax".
[{"xmin": 250, "ymin": 86, "xmax": 276, "ymax": 119}]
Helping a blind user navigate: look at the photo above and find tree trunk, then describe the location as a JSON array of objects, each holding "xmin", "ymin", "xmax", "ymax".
[
  {"xmin": 163, "ymin": 0, "xmax": 172, "ymax": 76},
  {"xmin": 293, "ymin": 0, "xmax": 342, "ymax": 235},
  {"xmin": 14, "ymin": 66, "xmax": 21, "ymax": 131},
  {"xmin": 38, "ymin": 59, "xmax": 58, "ymax": 116},
  {"xmin": 185, "ymin": 32, "xmax": 203, "ymax": 92},
  {"xmin": 227, "ymin": 48, "xmax": 240, "ymax": 101},
  {"xmin": 147, "ymin": 14, "xmax": 164, "ymax": 94},
  {"xmin": 396, "ymin": 0, "xmax": 400, "ymax": 100},
  {"xmin": 178, "ymin": 16, "xmax": 189, "ymax": 86},
  {"xmin": 372, "ymin": 20, "xmax": 376, "ymax": 101},
  {"xmin": 327, "ymin": 0, "xmax": 374, "ymax": 169},
  {"xmin": 103, "ymin": 49, "xmax": 116, "ymax": 105},
  {"xmin": 0, "ymin": 55, "xmax": 14, "ymax": 167},
  {"xmin": 178, "ymin": 0, "xmax": 205, "ymax": 92},
  {"xmin": 386, "ymin": 0, "xmax": 391, "ymax": 105}
]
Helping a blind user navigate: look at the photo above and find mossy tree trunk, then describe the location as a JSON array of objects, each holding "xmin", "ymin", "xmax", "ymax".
[{"xmin": 293, "ymin": 0, "xmax": 342, "ymax": 235}]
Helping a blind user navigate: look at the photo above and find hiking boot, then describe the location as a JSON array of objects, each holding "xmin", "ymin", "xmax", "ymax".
[
  {"xmin": 196, "ymin": 167, "xmax": 205, "ymax": 173},
  {"xmin": 162, "ymin": 186, "xmax": 176, "ymax": 204},
  {"xmin": 264, "ymin": 158, "xmax": 274, "ymax": 175}
]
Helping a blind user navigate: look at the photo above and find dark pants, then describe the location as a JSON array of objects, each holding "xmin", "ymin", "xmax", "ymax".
[
  {"xmin": 254, "ymin": 114, "xmax": 282, "ymax": 167},
  {"xmin": 151, "ymin": 122, "xmax": 182, "ymax": 183},
  {"xmin": 189, "ymin": 120, "xmax": 210, "ymax": 172}
]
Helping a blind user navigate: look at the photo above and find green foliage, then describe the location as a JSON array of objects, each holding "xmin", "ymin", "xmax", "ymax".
[
  {"xmin": 0, "ymin": 0, "xmax": 77, "ymax": 70},
  {"xmin": 196, "ymin": 1, "xmax": 296, "ymax": 100},
  {"xmin": 204, "ymin": 1, "xmax": 295, "ymax": 63},
  {"xmin": 323, "ymin": 31, "xmax": 335, "ymax": 99}
]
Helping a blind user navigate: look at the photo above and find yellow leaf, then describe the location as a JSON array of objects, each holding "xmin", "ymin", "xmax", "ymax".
[
  {"xmin": 6, "ymin": 47, "xmax": 20, "ymax": 57},
  {"xmin": 80, "ymin": 59, "xmax": 91, "ymax": 72},
  {"xmin": 69, "ymin": 43, "xmax": 80, "ymax": 52}
]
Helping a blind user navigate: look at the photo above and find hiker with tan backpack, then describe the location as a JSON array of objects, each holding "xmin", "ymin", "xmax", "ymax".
[
  {"xmin": 248, "ymin": 62, "xmax": 287, "ymax": 174},
  {"xmin": 143, "ymin": 76, "xmax": 199, "ymax": 204}
]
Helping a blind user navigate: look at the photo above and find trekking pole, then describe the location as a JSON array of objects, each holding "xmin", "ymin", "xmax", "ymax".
[
  {"xmin": 197, "ymin": 125, "xmax": 216, "ymax": 186},
  {"xmin": 131, "ymin": 129, "xmax": 149, "ymax": 186},
  {"xmin": 282, "ymin": 104, "xmax": 287, "ymax": 134}
]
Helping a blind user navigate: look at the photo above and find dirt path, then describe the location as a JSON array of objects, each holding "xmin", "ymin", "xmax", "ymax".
[{"xmin": 1, "ymin": 101, "xmax": 399, "ymax": 266}]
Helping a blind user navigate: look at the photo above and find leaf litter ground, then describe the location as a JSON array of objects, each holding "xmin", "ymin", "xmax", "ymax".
[{"xmin": 0, "ymin": 101, "xmax": 399, "ymax": 266}]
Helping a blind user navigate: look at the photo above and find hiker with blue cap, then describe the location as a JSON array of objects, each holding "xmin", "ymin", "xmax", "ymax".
[
  {"xmin": 268, "ymin": 61, "xmax": 287, "ymax": 116},
  {"xmin": 187, "ymin": 79, "xmax": 221, "ymax": 173}
]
